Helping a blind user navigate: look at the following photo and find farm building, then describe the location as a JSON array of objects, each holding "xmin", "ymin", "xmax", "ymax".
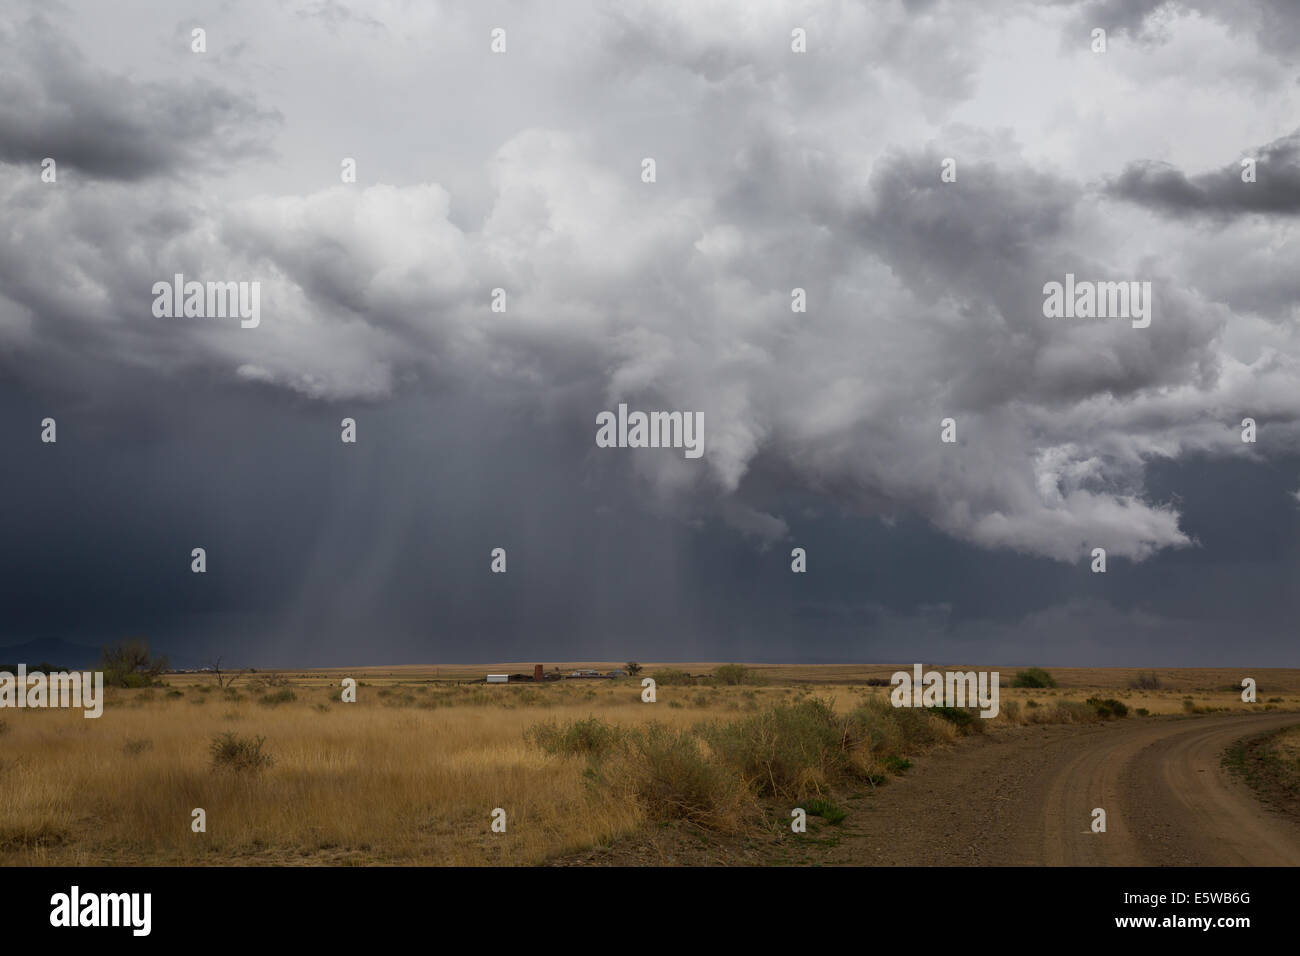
[{"xmin": 483, "ymin": 665, "xmax": 552, "ymax": 684}]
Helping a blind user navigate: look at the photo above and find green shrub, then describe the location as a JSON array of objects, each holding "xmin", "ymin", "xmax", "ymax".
[
  {"xmin": 257, "ymin": 688, "xmax": 296, "ymax": 706},
  {"xmin": 804, "ymin": 797, "xmax": 847, "ymax": 825},
  {"xmin": 99, "ymin": 639, "xmax": 168, "ymax": 689},
  {"xmin": 713, "ymin": 664, "xmax": 750, "ymax": 686},
  {"xmin": 1128, "ymin": 672, "xmax": 1161, "ymax": 690},
  {"xmin": 1012, "ymin": 668, "xmax": 1057, "ymax": 688}
]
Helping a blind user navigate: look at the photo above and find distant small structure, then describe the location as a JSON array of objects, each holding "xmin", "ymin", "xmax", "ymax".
[{"xmin": 485, "ymin": 666, "xmax": 549, "ymax": 684}]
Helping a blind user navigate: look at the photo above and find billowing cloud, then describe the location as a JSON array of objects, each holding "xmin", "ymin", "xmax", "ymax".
[{"xmin": 4, "ymin": 0, "xmax": 1300, "ymax": 665}]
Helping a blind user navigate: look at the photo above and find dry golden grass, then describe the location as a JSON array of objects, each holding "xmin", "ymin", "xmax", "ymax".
[
  {"xmin": 0, "ymin": 678, "xmax": 799, "ymax": 866},
  {"xmin": 3, "ymin": 664, "xmax": 1297, "ymax": 865}
]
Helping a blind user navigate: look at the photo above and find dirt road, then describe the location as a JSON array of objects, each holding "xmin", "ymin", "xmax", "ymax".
[{"xmin": 829, "ymin": 713, "xmax": 1300, "ymax": 866}]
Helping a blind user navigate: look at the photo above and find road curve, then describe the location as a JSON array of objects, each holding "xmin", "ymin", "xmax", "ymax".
[{"xmin": 831, "ymin": 712, "xmax": 1300, "ymax": 866}]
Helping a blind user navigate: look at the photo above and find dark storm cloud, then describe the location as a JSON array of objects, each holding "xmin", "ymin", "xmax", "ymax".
[
  {"xmin": 1059, "ymin": 0, "xmax": 1300, "ymax": 55},
  {"xmin": 0, "ymin": 14, "xmax": 278, "ymax": 181},
  {"xmin": 4, "ymin": 1, "xmax": 1300, "ymax": 667},
  {"xmin": 1106, "ymin": 131, "xmax": 1300, "ymax": 219}
]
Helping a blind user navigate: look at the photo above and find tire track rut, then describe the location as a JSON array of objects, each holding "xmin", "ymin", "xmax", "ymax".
[{"xmin": 827, "ymin": 713, "xmax": 1300, "ymax": 866}]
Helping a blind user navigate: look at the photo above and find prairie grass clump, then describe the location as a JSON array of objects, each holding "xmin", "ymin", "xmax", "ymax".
[
  {"xmin": 524, "ymin": 717, "xmax": 625, "ymax": 758},
  {"xmin": 209, "ymin": 732, "xmax": 273, "ymax": 773}
]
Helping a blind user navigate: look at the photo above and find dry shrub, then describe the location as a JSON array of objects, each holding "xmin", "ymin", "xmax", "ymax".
[
  {"xmin": 850, "ymin": 694, "xmax": 949, "ymax": 754},
  {"xmin": 702, "ymin": 696, "xmax": 856, "ymax": 799},
  {"xmin": 209, "ymin": 731, "xmax": 273, "ymax": 772},
  {"xmin": 605, "ymin": 725, "xmax": 759, "ymax": 832}
]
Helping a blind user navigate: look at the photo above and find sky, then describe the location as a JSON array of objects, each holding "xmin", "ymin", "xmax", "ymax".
[{"xmin": 2, "ymin": 0, "xmax": 1299, "ymax": 668}]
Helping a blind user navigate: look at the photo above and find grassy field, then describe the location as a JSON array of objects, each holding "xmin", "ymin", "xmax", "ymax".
[{"xmin": 2, "ymin": 663, "xmax": 1298, "ymax": 866}]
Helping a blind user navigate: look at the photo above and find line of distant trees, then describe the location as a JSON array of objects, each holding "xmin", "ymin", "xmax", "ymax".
[
  {"xmin": 0, "ymin": 660, "xmax": 69, "ymax": 672},
  {"xmin": 13, "ymin": 647, "xmax": 650, "ymax": 689}
]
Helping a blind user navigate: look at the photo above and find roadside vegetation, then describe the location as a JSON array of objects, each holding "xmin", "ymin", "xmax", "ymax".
[
  {"xmin": 1222, "ymin": 725, "xmax": 1300, "ymax": 820},
  {"xmin": 1, "ymin": 663, "xmax": 1295, "ymax": 865}
]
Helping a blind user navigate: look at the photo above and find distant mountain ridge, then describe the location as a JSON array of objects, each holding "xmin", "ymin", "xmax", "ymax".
[{"xmin": 0, "ymin": 638, "xmax": 101, "ymax": 670}]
